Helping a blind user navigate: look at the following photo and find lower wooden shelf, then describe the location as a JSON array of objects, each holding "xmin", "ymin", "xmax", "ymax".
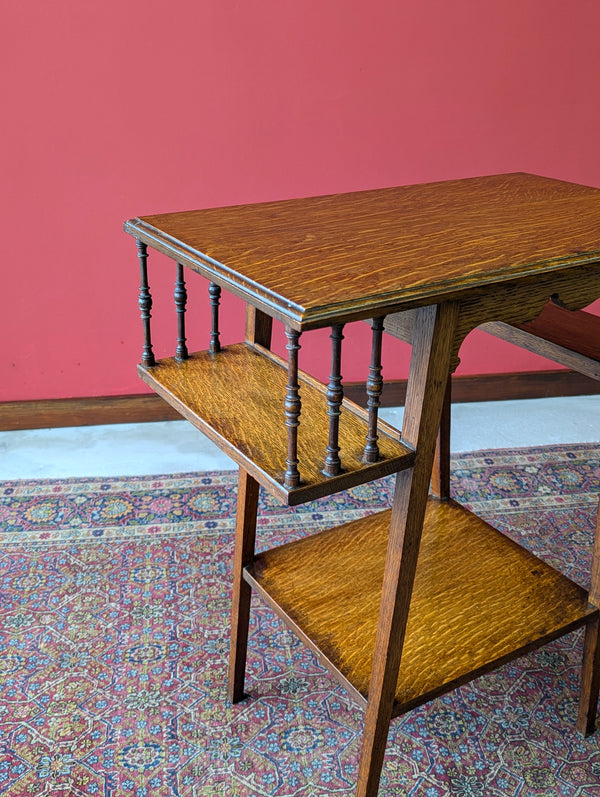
[
  {"xmin": 138, "ymin": 342, "xmax": 414, "ymax": 505},
  {"xmin": 245, "ymin": 497, "xmax": 596, "ymax": 716}
]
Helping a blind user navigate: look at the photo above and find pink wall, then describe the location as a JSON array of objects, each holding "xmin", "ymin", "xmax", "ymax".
[{"xmin": 2, "ymin": 0, "xmax": 600, "ymax": 401}]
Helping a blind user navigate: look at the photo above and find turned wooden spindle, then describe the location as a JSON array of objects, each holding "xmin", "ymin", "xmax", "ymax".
[
  {"xmin": 324, "ymin": 324, "xmax": 345, "ymax": 476},
  {"xmin": 284, "ymin": 327, "xmax": 301, "ymax": 489},
  {"xmin": 136, "ymin": 240, "xmax": 155, "ymax": 367},
  {"xmin": 174, "ymin": 263, "xmax": 189, "ymax": 361},
  {"xmin": 209, "ymin": 282, "xmax": 222, "ymax": 353},
  {"xmin": 363, "ymin": 315, "xmax": 385, "ymax": 463}
]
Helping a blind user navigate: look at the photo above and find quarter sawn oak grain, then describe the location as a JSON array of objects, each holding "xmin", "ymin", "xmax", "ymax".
[
  {"xmin": 137, "ymin": 343, "xmax": 414, "ymax": 505},
  {"xmin": 125, "ymin": 173, "xmax": 600, "ymax": 329},
  {"xmin": 125, "ymin": 173, "xmax": 600, "ymax": 797},
  {"xmin": 245, "ymin": 498, "xmax": 594, "ymax": 714}
]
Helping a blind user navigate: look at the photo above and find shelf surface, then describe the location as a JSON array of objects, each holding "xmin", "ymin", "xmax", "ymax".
[
  {"xmin": 138, "ymin": 343, "xmax": 414, "ymax": 505},
  {"xmin": 245, "ymin": 498, "xmax": 595, "ymax": 714}
]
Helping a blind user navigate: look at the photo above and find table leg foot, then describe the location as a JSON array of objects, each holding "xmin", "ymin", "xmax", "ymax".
[{"xmin": 355, "ymin": 699, "xmax": 394, "ymax": 797}]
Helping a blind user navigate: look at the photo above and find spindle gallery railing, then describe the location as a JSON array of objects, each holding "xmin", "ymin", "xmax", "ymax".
[
  {"xmin": 135, "ymin": 241, "xmax": 391, "ymax": 489},
  {"xmin": 282, "ymin": 317, "xmax": 387, "ymax": 485},
  {"xmin": 364, "ymin": 316, "xmax": 385, "ymax": 463},
  {"xmin": 136, "ymin": 241, "xmax": 155, "ymax": 368},
  {"xmin": 283, "ymin": 327, "xmax": 302, "ymax": 489},
  {"xmin": 174, "ymin": 264, "xmax": 188, "ymax": 362},
  {"xmin": 209, "ymin": 282, "xmax": 221, "ymax": 354},
  {"xmin": 324, "ymin": 324, "xmax": 345, "ymax": 476}
]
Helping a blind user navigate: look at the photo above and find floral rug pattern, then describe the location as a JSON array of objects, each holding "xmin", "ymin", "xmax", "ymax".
[{"xmin": 0, "ymin": 443, "xmax": 599, "ymax": 796}]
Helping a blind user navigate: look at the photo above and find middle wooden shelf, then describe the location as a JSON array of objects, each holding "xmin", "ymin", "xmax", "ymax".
[{"xmin": 137, "ymin": 341, "xmax": 414, "ymax": 505}]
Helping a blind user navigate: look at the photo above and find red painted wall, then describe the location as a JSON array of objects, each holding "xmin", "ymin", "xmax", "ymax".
[{"xmin": 2, "ymin": 0, "xmax": 600, "ymax": 402}]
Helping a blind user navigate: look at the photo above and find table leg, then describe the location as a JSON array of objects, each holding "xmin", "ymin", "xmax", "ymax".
[
  {"xmin": 228, "ymin": 304, "xmax": 273, "ymax": 703},
  {"xmin": 578, "ymin": 615, "xmax": 600, "ymax": 736},
  {"xmin": 577, "ymin": 496, "xmax": 600, "ymax": 735},
  {"xmin": 228, "ymin": 468, "xmax": 260, "ymax": 703},
  {"xmin": 356, "ymin": 302, "xmax": 460, "ymax": 797},
  {"xmin": 431, "ymin": 375, "xmax": 452, "ymax": 500}
]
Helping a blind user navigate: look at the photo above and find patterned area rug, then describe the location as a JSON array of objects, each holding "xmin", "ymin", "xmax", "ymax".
[{"xmin": 0, "ymin": 443, "xmax": 599, "ymax": 796}]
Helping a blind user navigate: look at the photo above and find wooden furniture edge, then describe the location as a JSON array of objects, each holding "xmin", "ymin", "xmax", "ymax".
[
  {"xmin": 135, "ymin": 345, "xmax": 414, "ymax": 506},
  {"xmin": 2, "ymin": 369, "xmax": 599, "ymax": 432},
  {"xmin": 244, "ymin": 491, "xmax": 594, "ymax": 719}
]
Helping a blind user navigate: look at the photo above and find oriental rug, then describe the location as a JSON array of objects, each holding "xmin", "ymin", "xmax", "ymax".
[{"xmin": 0, "ymin": 443, "xmax": 599, "ymax": 796}]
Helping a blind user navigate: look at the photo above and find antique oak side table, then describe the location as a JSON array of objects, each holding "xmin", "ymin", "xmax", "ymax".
[{"xmin": 125, "ymin": 174, "xmax": 600, "ymax": 797}]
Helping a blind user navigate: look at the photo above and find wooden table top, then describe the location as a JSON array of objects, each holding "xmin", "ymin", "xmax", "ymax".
[{"xmin": 124, "ymin": 173, "xmax": 600, "ymax": 329}]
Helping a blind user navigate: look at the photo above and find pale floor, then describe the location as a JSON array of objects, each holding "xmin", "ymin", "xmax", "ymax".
[{"xmin": 1, "ymin": 396, "xmax": 599, "ymax": 480}]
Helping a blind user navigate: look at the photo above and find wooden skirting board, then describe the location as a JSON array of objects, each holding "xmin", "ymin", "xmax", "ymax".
[{"xmin": 1, "ymin": 370, "xmax": 599, "ymax": 433}]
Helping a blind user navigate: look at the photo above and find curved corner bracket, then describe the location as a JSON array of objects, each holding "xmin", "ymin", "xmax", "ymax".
[{"xmin": 455, "ymin": 264, "xmax": 600, "ymax": 341}]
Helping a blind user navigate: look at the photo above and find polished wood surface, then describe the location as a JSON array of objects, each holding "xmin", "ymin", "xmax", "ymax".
[
  {"xmin": 208, "ymin": 282, "xmax": 222, "ymax": 354},
  {"xmin": 136, "ymin": 240, "xmax": 155, "ymax": 367},
  {"xmin": 433, "ymin": 302, "xmax": 600, "ymax": 505},
  {"xmin": 356, "ymin": 302, "xmax": 462, "ymax": 796},
  {"xmin": 174, "ymin": 263, "xmax": 189, "ymax": 361},
  {"xmin": 579, "ymin": 500, "xmax": 600, "ymax": 735},
  {"xmin": 125, "ymin": 173, "xmax": 600, "ymax": 797},
  {"xmin": 383, "ymin": 263, "xmax": 600, "ymax": 375},
  {"xmin": 246, "ymin": 497, "xmax": 594, "ymax": 713},
  {"xmin": 125, "ymin": 173, "xmax": 600, "ymax": 329},
  {"xmin": 137, "ymin": 343, "xmax": 414, "ymax": 504},
  {"xmin": 227, "ymin": 307, "xmax": 272, "ymax": 705},
  {"xmin": 324, "ymin": 324, "xmax": 345, "ymax": 475},
  {"xmin": 228, "ymin": 468, "xmax": 260, "ymax": 704},
  {"xmin": 364, "ymin": 318, "xmax": 385, "ymax": 463},
  {"xmin": 483, "ymin": 303, "xmax": 600, "ymax": 380}
]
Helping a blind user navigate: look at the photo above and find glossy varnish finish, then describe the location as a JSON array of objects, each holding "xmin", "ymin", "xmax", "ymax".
[
  {"xmin": 174, "ymin": 263, "xmax": 188, "ymax": 362},
  {"xmin": 363, "ymin": 317, "xmax": 385, "ymax": 463},
  {"xmin": 124, "ymin": 174, "xmax": 600, "ymax": 797},
  {"xmin": 324, "ymin": 324, "xmax": 345, "ymax": 476},
  {"xmin": 136, "ymin": 241, "xmax": 155, "ymax": 367},
  {"xmin": 228, "ymin": 307, "xmax": 272, "ymax": 705},
  {"xmin": 579, "ymin": 499, "xmax": 600, "ymax": 735},
  {"xmin": 125, "ymin": 174, "xmax": 600, "ymax": 329},
  {"xmin": 483, "ymin": 302, "xmax": 600, "ymax": 380},
  {"xmin": 246, "ymin": 498, "xmax": 595, "ymax": 713},
  {"xmin": 137, "ymin": 343, "xmax": 414, "ymax": 505},
  {"xmin": 383, "ymin": 264, "xmax": 600, "ymax": 368}
]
